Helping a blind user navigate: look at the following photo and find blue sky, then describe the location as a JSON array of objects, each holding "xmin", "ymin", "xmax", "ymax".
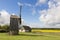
[
  {"xmin": 0, "ymin": 0, "xmax": 44, "ymax": 26},
  {"xmin": 0, "ymin": 0, "xmax": 20, "ymax": 14},
  {"xmin": 18, "ymin": 0, "xmax": 49, "ymax": 25},
  {"xmin": 0, "ymin": 0, "xmax": 60, "ymax": 28}
]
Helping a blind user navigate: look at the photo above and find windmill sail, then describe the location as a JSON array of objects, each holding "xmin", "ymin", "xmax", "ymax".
[{"xmin": 19, "ymin": 6, "xmax": 22, "ymax": 24}]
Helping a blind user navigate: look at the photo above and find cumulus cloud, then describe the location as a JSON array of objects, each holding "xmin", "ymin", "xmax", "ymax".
[
  {"xmin": 48, "ymin": 1, "xmax": 56, "ymax": 8},
  {"xmin": 0, "ymin": 9, "xmax": 28, "ymax": 27},
  {"xmin": 17, "ymin": 0, "xmax": 60, "ymax": 28},
  {"xmin": 39, "ymin": 0, "xmax": 60, "ymax": 28},
  {"xmin": 0, "ymin": 10, "xmax": 10, "ymax": 25}
]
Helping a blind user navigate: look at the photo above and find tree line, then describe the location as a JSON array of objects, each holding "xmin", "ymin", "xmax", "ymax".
[
  {"xmin": 0, "ymin": 25, "xmax": 9, "ymax": 32},
  {"xmin": 32, "ymin": 28, "xmax": 60, "ymax": 30}
]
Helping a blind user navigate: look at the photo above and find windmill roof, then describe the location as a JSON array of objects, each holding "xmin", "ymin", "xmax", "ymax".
[{"xmin": 10, "ymin": 15, "xmax": 20, "ymax": 18}]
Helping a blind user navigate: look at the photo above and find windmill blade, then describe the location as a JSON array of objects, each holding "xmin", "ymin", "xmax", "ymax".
[{"xmin": 19, "ymin": 5, "xmax": 22, "ymax": 24}]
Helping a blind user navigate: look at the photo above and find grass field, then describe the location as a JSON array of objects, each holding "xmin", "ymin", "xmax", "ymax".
[{"xmin": 0, "ymin": 32, "xmax": 60, "ymax": 40}]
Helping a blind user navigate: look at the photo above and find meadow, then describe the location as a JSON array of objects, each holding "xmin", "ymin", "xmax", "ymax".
[{"xmin": 0, "ymin": 29, "xmax": 60, "ymax": 40}]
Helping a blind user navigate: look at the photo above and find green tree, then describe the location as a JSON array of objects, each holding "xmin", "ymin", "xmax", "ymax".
[
  {"xmin": 0, "ymin": 25, "xmax": 1, "ymax": 29},
  {"xmin": 1, "ymin": 25, "xmax": 9, "ymax": 32}
]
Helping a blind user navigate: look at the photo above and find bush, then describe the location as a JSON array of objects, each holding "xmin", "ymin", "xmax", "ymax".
[{"xmin": 0, "ymin": 25, "xmax": 9, "ymax": 32}]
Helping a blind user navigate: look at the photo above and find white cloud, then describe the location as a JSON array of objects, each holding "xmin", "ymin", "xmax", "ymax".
[
  {"xmin": 22, "ymin": 22, "xmax": 41, "ymax": 28},
  {"xmin": 17, "ymin": 2, "xmax": 32, "ymax": 7},
  {"xmin": 17, "ymin": 2, "xmax": 23, "ymax": 6},
  {"xmin": 21, "ymin": 18, "xmax": 25, "ymax": 25},
  {"xmin": 39, "ymin": 0, "xmax": 47, "ymax": 3},
  {"xmin": 25, "ymin": 3, "xmax": 32, "ymax": 7},
  {"xmin": 36, "ymin": 0, "xmax": 47, "ymax": 6},
  {"xmin": 0, "ymin": 10, "xmax": 27, "ymax": 26},
  {"xmin": 17, "ymin": 2, "xmax": 36, "ymax": 16},
  {"xmin": 48, "ymin": 1, "xmax": 56, "ymax": 8},
  {"xmin": 0, "ymin": 10, "xmax": 10, "ymax": 25},
  {"xmin": 53, "ymin": 0, "xmax": 60, "ymax": 2},
  {"xmin": 39, "ymin": 0, "xmax": 60, "ymax": 28}
]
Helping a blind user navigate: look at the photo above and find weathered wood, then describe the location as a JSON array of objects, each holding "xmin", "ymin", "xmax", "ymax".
[{"xmin": 9, "ymin": 15, "xmax": 19, "ymax": 35}]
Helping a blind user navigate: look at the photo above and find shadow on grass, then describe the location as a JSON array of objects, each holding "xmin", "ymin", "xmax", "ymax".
[
  {"xmin": 17, "ymin": 33, "xmax": 56, "ymax": 38},
  {"xmin": 19, "ymin": 34, "xmax": 44, "ymax": 36},
  {"xmin": 7, "ymin": 32, "xmax": 57, "ymax": 38},
  {"xmin": 18, "ymin": 33, "xmax": 51, "ymax": 37}
]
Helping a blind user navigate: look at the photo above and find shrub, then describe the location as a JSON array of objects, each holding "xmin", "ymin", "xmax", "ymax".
[{"xmin": 0, "ymin": 25, "xmax": 9, "ymax": 32}]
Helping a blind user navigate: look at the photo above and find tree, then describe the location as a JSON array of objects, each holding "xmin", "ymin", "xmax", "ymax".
[
  {"xmin": 0, "ymin": 25, "xmax": 1, "ymax": 29},
  {"xmin": 1, "ymin": 25, "xmax": 9, "ymax": 32}
]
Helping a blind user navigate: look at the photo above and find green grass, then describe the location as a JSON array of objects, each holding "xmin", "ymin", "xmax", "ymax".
[{"xmin": 0, "ymin": 32, "xmax": 60, "ymax": 40}]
